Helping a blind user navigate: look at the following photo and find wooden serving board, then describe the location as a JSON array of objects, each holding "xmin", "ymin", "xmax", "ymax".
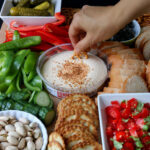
[{"xmin": 0, "ymin": 23, "xmax": 61, "ymax": 134}]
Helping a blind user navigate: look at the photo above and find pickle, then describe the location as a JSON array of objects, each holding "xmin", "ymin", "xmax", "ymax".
[
  {"xmin": 10, "ymin": 7, "xmax": 50, "ymax": 16},
  {"xmin": 34, "ymin": 1, "xmax": 50, "ymax": 10},
  {"xmin": 16, "ymin": 0, "xmax": 30, "ymax": 7},
  {"xmin": 48, "ymin": 3, "xmax": 54, "ymax": 16}
]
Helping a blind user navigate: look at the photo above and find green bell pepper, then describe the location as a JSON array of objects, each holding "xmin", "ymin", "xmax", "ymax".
[
  {"xmin": 13, "ymin": 30, "xmax": 20, "ymax": 40},
  {"xmin": 5, "ymin": 49, "xmax": 30, "ymax": 85},
  {"xmin": 0, "ymin": 51, "xmax": 14, "ymax": 77}
]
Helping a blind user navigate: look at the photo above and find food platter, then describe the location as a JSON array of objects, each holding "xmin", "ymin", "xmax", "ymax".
[{"xmin": 0, "ymin": 3, "xmax": 150, "ymax": 149}]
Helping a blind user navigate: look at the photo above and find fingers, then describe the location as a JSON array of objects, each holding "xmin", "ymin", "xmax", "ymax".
[{"xmin": 74, "ymin": 34, "xmax": 91, "ymax": 54}]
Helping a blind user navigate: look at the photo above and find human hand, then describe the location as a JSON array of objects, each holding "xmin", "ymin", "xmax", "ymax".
[{"xmin": 69, "ymin": 5, "xmax": 122, "ymax": 54}]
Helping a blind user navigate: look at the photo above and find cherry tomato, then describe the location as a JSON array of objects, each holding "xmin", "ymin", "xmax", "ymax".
[
  {"xmin": 123, "ymin": 142, "xmax": 134, "ymax": 150},
  {"xmin": 137, "ymin": 130, "xmax": 147, "ymax": 137},
  {"xmin": 121, "ymin": 100, "xmax": 127, "ymax": 109},
  {"xmin": 117, "ymin": 119, "xmax": 126, "ymax": 131},
  {"xmin": 144, "ymin": 103, "xmax": 150, "ymax": 109},
  {"xmin": 140, "ymin": 108, "xmax": 149, "ymax": 118},
  {"xmin": 121, "ymin": 107, "xmax": 131, "ymax": 119},
  {"xmin": 129, "ymin": 128, "xmax": 138, "ymax": 137},
  {"xmin": 106, "ymin": 126, "xmax": 114, "ymax": 137},
  {"xmin": 142, "ymin": 136, "xmax": 150, "ymax": 145},
  {"xmin": 127, "ymin": 98, "xmax": 138, "ymax": 109},
  {"xmin": 106, "ymin": 106, "xmax": 121, "ymax": 119},
  {"xmin": 136, "ymin": 118, "xmax": 145, "ymax": 129},
  {"xmin": 116, "ymin": 131, "xmax": 126, "ymax": 142},
  {"xmin": 111, "ymin": 101, "xmax": 120, "ymax": 109},
  {"xmin": 107, "ymin": 118, "xmax": 119, "ymax": 129}
]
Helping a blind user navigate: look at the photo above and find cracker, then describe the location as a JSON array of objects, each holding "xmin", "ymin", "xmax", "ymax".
[{"xmin": 48, "ymin": 141, "xmax": 63, "ymax": 150}]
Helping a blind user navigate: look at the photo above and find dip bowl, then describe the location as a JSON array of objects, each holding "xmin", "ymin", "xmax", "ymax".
[
  {"xmin": 37, "ymin": 43, "xmax": 74, "ymax": 99},
  {"xmin": 37, "ymin": 43, "xmax": 108, "ymax": 99}
]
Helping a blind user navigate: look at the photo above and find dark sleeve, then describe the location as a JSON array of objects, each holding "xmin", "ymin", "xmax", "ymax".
[
  {"xmin": 0, "ymin": 0, "xmax": 4, "ymax": 27},
  {"xmin": 62, "ymin": 0, "xmax": 119, "ymax": 8}
]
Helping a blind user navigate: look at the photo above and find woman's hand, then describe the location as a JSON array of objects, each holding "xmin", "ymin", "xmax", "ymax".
[
  {"xmin": 69, "ymin": 6, "xmax": 121, "ymax": 54},
  {"xmin": 69, "ymin": 0, "xmax": 150, "ymax": 54}
]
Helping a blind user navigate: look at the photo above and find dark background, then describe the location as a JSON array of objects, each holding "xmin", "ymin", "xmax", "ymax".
[{"xmin": 0, "ymin": 0, "xmax": 119, "ymax": 28}]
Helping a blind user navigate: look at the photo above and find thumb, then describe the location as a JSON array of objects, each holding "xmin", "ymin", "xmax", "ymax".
[{"xmin": 74, "ymin": 34, "xmax": 91, "ymax": 54}]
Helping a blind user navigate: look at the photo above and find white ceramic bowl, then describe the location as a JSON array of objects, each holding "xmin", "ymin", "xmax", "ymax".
[
  {"xmin": 97, "ymin": 93, "xmax": 150, "ymax": 150},
  {"xmin": 0, "ymin": 110, "xmax": 48, "ymax": 150},
  {"xmin": 0, "ymin": 0, "xmax": 62, "ymax": 26}
]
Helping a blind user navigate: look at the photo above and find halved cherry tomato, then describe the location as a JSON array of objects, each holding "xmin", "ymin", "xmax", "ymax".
[
  {"xmin": 111, "ymin": 101, "xmax": 120, "ymax": 109},
  {"xmin": 127, "ymin": 98, "xmax": 138, "ymax": 109},
  {"xmin": 140, "ymin": 108, "xmax": 149, "ymax": 118},
  {"xmin": 121, "ymin": 100, "xmax": 127, "ymax": 109},
  {"xmin": 121, "ymin": 107, "xmax": 131, "ymax": 119},
  {"xmin": 107, "ymin": 118, "xmax": 119, "ymax": 130},
  {"xmin": 136, "ymin": 118, "xmax": 145, "ymax": 129},
  {"xmin": 117, "ymin": 119, "xmax": 126, "ymax": 131},
  {"xmin": 142, "ymin": 136, "xmax": 150, "ymax": 145},
  {"xmin": 144, "ymin": 103, "xmax": 150, "ymax": 109},
  {"xmin": 129, "ymin": 128, "xmax": 138, "ymax": 137},
  {"xmin": 116, "ymin": 131, "xmax": 126, "ymax": 142},
  {"xmin": 106, "ymin": 126, "xmax": 114, "ymax": 137},
  {"xmin": 106, "ymin": 106, "xmax": 121, "ymax": 119},
  {"xmin": 123, "ymin": 142, "xmax": 134, "ymax": 150}
]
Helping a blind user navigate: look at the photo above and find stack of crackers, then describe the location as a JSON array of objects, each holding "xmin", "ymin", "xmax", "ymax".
[
  {"xmin": 48, "ymin": 94, "xmax": 102, "ymax": 150},
  {"xmin": 137, "ymin": 14, "xmax": 150, "ymax": 27},
  {"xmin": 97, "ymin": 41, "xmax": 148, "ymax": 97}
]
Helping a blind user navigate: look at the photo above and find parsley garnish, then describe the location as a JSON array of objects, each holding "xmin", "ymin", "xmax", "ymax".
[
  {"xmin": 122, "ymin": 118, "xmax": 129, "ymax": 123},
  {"xmin": 144, "ymin": 116, "xmax": 150, "ymax": 122},
  {"xmin": 111, "ymin": 138, "xmax": 123, "ymax": 149},
  {"xmin": 136, "ymin": 101, "xmax": 144, "ymax": 112}
]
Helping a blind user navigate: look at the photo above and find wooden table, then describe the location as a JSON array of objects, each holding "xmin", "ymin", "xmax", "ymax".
[{"xmin": 0, "ymin": 23, "xmax": 61, "ymax": 134}]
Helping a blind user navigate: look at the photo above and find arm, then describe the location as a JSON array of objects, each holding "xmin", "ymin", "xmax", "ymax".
[{"xmin": 69, "ymin": 0, "xmax": 150, "ymax": 54}]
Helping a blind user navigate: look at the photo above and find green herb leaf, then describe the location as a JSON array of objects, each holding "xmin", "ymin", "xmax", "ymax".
[
  {"xmin": 130, "ymin": 136, "xmax": 140, "ymax": 142},
  {"xmin": 136, "ymin": 101, "xmax": 144, "ymax": 112},
  {"xmin": 132, "ymin": 111, "xmax": 140, "ymax": 116},
  {"xmin": 144, "ymin": 116, "xmax": 150, "ymax": 122},
  {"xmin": 111, "ymin": 138, "xmax": 123, "ymax": 149},
  {"xmin": 136, "ymin": 148, "xmax": 141, "ymax": 150},
  {"xmin": 122, "ymin": 118, "xmax": 129, "ymax": 123},
  {"xmin": 143, "ymin": 125, "xmax": 149, "ymax": 131},
  {"xmin": 148, "ymin": 133, "xmax": 150, "ymax": 136},
  {"xmin": 135, "ymin": 141, "xmax": 144, "ymax": 148}
]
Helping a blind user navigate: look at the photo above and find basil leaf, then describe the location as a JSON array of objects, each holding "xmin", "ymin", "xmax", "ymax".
[
  {"xmin": 144, "ymin": 116, "xmax": 150, "ymax": 122},
  {"xmin": 136, "ymin": 101, "xmax": 144, "ymax": 112},
  {"xmin": 111, "ymin": 138, "xmax": 123, "ymax": 149},
  {"xmin": 122, "ymin": 118, "xmax": 129, "ymax": 123}
]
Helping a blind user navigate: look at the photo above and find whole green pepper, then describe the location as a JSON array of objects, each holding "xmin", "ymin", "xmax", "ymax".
[
  {"xmin": 0, "ymin": 36, "xmax": 41, "ymax": 51},
  {"xmin": 0, "ymin": 51, "xmax": 14, "ymax": 77},
  {"xmin": 5, "ymin": 49, "xmax": 30, "ymax": 85},
  {"xmin": 6, "ymin": 79, "xmax": 17, "ymax": 95},
  {"xmin": 16, "ymin": 72, "xmax": 22, "ymax": 91}
]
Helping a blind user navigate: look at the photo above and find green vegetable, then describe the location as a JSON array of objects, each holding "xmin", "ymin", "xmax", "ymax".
[
  {"xmin": 10, "ymin": 7, "xmax": 50, "ymax": 16},
  {"xmin": 5, "ymin": 50, "xmax": 30, "ymax": 85},
  {"xmin": 122, "ymin": 118, "xmax": 129, "ymax": 123},
  {"xmin": 30, "ymin": 75, "xmax": 42, "ymax": 90},
  {"xmin": 28, "ymin": 91, "xmax": 36, "ymax": 103},
  {"xmin": 22, "ymin": 69, "xmax": 41, "ymax": 91},
  {"xmin": 0, "ymin": 100, "xmax": 3, "ymax": 109},
  {"xmin": 13, "ymin": 0, "xmax": 21, "ymax": 6},
  {"xmin": 10, "ymin": 90, "xmax": 30, "ymax": 101},
  {"xmin": 111, "ymin": 138, "xmax": 123, "ymax": 149},
  {"xmin": 13, "ymin": 30, "xmax": 20, "ymax": 40},
  {"xmin": 48, "ymin": 3, "xmax": 54, "ymax": 16},
  {"xmin": 16, "ymin": 73, "xmax": 22, "ymax": 91},
  {"xmin": 144, "ymin": 116, "xmax": 150, "ymax": 122},
  {"xmin": 0, "ymin": 93, "xmax": 7, "ymax": 100},
  {"xmin": 143, "ymin": 125, "xmax": 149, "ymax": 131},
  {"xmin": 38, "ymin": 107, "xmax": 55, "ymax": 125},
  {"xmin": 6, "ymin": 80, "xmax": 17, "ymax": 95},
  {"xmin": 23, "ymin": 52, "xmax": 38, "ymax": 82},
  {"xmin": 16, "ymin": 0, "xmax": 30, "ymax": 7},
  {"xmin": 0, "ymin": 51, "xmax": 14, "ymax": 77},
  {"xmin": 5, "ymin": 101, "xmax": 14, "ymax": 110},
  {"xmin": 30, "ymin": 0, "xmax": 45, "ymax": 5},
  {"xmin": 136, "ymin": 101, "xmax": 144, "ymax": 112},
  {"xmin": 1, "ymin": 101, "xmax": 7, "ymax": 111},
  {"xmin": 34, "ymin": 1, "xmax": 50, "ymax": 10},
  {"xmin": 135, "ymin": 141, "xmax": 143, "ymax": 148},
  {"xmin": 13, "ymin": 102, "xmax": 24, "ymax": 111},
  {"xmin": 0, "ymin": 36, "xmax": 41, "ymax": 51},
  {"xmin": 34, "ymin": 91, "xmax": 51, "ymax": 107},
  {"xmin": 23, "ymin": 103, "xmax": 40, "ymax": 115}
]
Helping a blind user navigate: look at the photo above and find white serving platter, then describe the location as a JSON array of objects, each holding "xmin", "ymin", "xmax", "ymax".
[
  {"xmin": 97, "ymin": 93, "xmax": 150, "ymax": 150},
  {"xmin": 0, "ymin": 0, "xmax": 62, "ymax": 26}
]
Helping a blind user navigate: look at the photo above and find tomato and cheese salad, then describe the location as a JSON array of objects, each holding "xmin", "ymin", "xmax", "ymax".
[{"xmin": 105, "ymin": 98, "xmax": 150, "ymax": 150}]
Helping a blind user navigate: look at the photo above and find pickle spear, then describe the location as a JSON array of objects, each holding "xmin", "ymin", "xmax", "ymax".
[
  {"xmin": 16, "ymin": 0, "xmax": 30, "ymax": 7},
  {"xmin": 10, "ymin": 7, "xmax": 50, "ymax": 16}
]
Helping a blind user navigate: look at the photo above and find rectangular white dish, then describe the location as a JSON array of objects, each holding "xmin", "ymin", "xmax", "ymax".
[
  {"xmin": 0, "ymin": 0, "xmax": 62, "ymax": 26},
  {"xmin": 98, "ymin": 93, "xmax": 150, "ymax": 150}
]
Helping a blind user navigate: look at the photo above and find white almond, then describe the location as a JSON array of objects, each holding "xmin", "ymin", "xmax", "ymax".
[
  {"xmin": 27, "ymin": 131, "xmax": 32, "ymax": 137},
  {"xmin": 8, "ymin": 131, "xmax": 20, "ymax": 139},
  {"xmin": 0, "ymin": 116, "xmax": 10, "ymax": 121},
  {"xmin": 18, "ymin": 138, "xmax": 26, "ymax": 149},
  {"xmin": 16, "ymin": 126, "xmax": 26, "ymax": 137},
  {"xmin": 34, "ymin": 128, "xmax": 41, "ymax": 139},
  {"xmin": 25, "ymin": 137, "xmax": 33, "ymax": 142},
  {"xmin": 29, "ymin": 122, "xmax": 38, "ymax": 128},
  {"xmin": 24, "ymin": 125, "xmax": 32, "ymax": 132},
  {"xmin": 35, "ymin": 137, "xmax": 43, "ymax": 150},
  {"xmin": 0, "ymin": 121, "xmax": 7, "ymax": 126},
  {"xmin": 0, "ymin": 136, "xmax": 7, "ymax": 142},
  {"xmin": 0, "ymin": 142, "xmax": 11, "ymax": 149},
  {"xmin": 27, "ymin": 141, "xmax": 35, "ymax": 150},
  {"xmin": 0, "ymin": 129, "xmax": 7, "ymax": 135},
  {"xmin": 7, "ymin": 136, "xmax": 19, "ymax": 145},
  {"xmin": 14, "ymin": 122, "xmax": 23, "ymax": 128},
  {"xmin": 5, "ymin": 146, "xmax": 18, "ymax": 150},
  {"xmin": 5, "ymin": 125, "xmax": 15, "ymax": 132},
  {"xmin": 18, "ymin": 118, "xmax": 29, "ymax": 125}
]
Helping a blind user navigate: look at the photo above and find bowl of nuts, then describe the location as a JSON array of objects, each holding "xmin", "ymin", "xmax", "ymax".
[{"xmin": 0, "ymin": 110, "xmax": 48, "ymax": 150}]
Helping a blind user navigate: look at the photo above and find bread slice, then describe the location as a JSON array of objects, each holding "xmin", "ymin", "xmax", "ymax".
[
  {"xmin": 103, "ymin": 87, "xmax": 123, "ymax": 93},
  {"xmin": 143, "ymin": 40, "xmax": 150, "ymax": 60},
  {"xmin": 48, "ymin": 141, "xmax": 63, "ymax": 150},
  {"xmin": 135, "ymin": 31, "xmax": 150, "ymax": 49},
  {"xmin": 123, "ymin": 75, "xmax": 148, "ymax": 93},
  {"xmin": 108, "ymin": 81, "xmax": 123, "ymax": 88},
  {"xmin": 49, "ymin": 132, "xmax": 65, "ymax": 150}
]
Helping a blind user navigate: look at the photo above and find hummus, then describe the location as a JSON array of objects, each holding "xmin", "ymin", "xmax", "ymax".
[{"xmin": 42, "ymin": 51, "xmax": 107, "ymax": 94}]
